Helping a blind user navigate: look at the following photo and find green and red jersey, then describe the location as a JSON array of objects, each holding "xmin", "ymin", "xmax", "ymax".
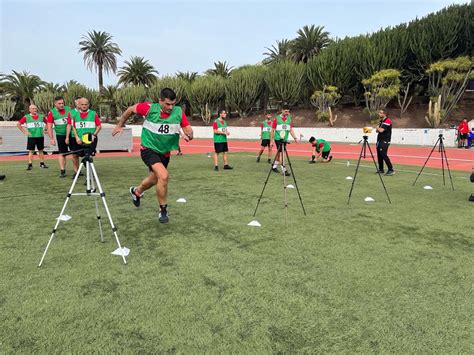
[
  {"xmin": 67, "ymin": 109, "xmax": 101, "ymax": 137},
  {"xmin": 272, "ymin": 114, "xmax": 292, "ymax": 141},
  {"xmin": 213, "ymin": 118, "xmax": 228, "ymax": 143},
  {"xmin": 260, "ymin": 119, "xmax": 272, "ymax": 140},
  {"xmin": 19, "ymin": 114, "xmax": 47, "ymax": 138},
  {"xmin": 313, "ymin": 139, "xmax": 331, "ymax": 152},
  {"xmin": 46, "ymin": 106, "xmax": 71, "ymax": 135},
  {"xmin": 136, "ymin": 102, "xmax": 190, "ymax": 156}
]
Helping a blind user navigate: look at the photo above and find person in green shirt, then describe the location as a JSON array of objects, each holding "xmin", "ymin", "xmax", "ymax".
[
  {"xmin": 46, "ymin": 96, "xmax": 71, "ymax": 177},
  {"xmin": 256, "ymin": 113, "xmax": 273, "ymax": 163},
  {"xmin": 213, "ymin": 109, "xmax": 233, "ymax": 171},
  {"xmin": 270, "ymin": 105, "xmax": 298, "ymax": 176},
  {"xmin": 16, "ymin": 104, "xmax": 52, "ymax": 170},
  {"xmin": 308, "ymin": 136, "xmax": 333, "ymax": 163}
]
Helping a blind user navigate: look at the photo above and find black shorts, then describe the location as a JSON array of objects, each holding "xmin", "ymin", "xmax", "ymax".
[
  {"xmin": 274, "ymin": 140, "xmax": 283, "ymax": 151},
  {"xmin": 141, "ymin": 147, "xmax": 170, "ymax": 170},
  {"xmin": 261, "ymin": 139, "xmax": 270, "ymax": 147},
  {"xmin": 27, "ymin": 137, "xmax": 44, "ymax": 151},
  {"xmin": 56, "ymin": 135, "xmax": 69, "ymax": 154},
  {"xmin": 70, "ymin": 136, "xmax": 98, "ymax": 157},
  {"xmin": 460, "ymin": 133, "xmax": 468, "ymax": 139},
  {"xmin": 214, "ymin": 142, "xmax": 229, "ymax": 153},
  {"xmin": 322, "ymin": 150, "xmax": 331, "ymax": 159}
]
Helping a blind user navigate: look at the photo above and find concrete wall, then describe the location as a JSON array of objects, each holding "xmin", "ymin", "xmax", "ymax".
[{"xmin": 129, "ymin": 125, "xmax": 459, "ymax": 147}]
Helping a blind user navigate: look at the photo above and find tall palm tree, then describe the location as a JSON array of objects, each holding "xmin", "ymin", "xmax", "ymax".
[
  {"xmin": 0, "ymin": 70, "xmax": 44, "ymax": 109},
  {"xmin": 117, "ymin": 56, "xmax": 158, "ymax": 87},
  {"xmin": 205, "ymin": 61, "xmax": 233, "ymax": 78},
  {"xmin": 291, "ymin": 25, "xmax": 331, "ymax": 63},
  {"xmin": 263, "ymin": 39, "xmax": 293, "ymax": 65},
  {"xmin": 78, "ymin": 30, "xmax": 122, "ymax": 90},
  {"xmin": 42, "ymin": 82, "xmax": 66, "ymax": 94},
  {"xmin": 176, "ymin": 71, "xmax": 198, "ymax": 83}
]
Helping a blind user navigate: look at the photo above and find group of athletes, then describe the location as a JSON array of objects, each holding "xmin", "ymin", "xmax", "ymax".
[{"xmin": 16, "ymin": 87, "xmax": 395, "ymax": 223}]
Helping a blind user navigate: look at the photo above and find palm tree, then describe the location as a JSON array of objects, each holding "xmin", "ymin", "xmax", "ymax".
[
  {"xmin": 205, "ymin": 61, "xmax": 233, "ymax": 78},
  {"xmin": 117, "ymin": 56, "xmax": 158, "ymax": 87},
  {"xmin": 176, "ymin": 71, "xmax": 198, "ymax": 83},
  {"xmin": 291, "ymin": 25, "xmax": 331, "ymax": 63},
  {"xmin": 100, "ymin": 85, "xmax": 118, "ymax": 122},
  {"xmin": 42, "ymin": 82, "xmax": 66, "ymax": 94},
  {"xmin": 78, "ymin": 30, "xmax": 122, "ymax": 90},
  {"xmin": 0, "ymin": 70, "xmax": 44, "ymax": 110},
  {"xmin": 263, "ymin": 39, "xmax": 293, "ymax": 65}
]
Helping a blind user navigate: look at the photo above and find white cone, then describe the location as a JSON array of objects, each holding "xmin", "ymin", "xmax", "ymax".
[
  {"xmin": 346, "ymin": 176, "xmax": 353, "ymax": 180},
  {"xmin": 57, "ymin": 214, "xmax": 72, "ymax": 221},
  {"xmin": 364, "ymin": 197, "xmax": 375, "ymax": 202},
  {"xmin": 347, "ymin": 161, "xmax": 350, "ymax": 167},
  {"xmin": 111, "ymin": 247, "xmax": 130, "ymax": 257},
  {"xmin": 286, "ymin": 184, "xmax": 295, "ymax": 189},
  {"xmin": 423, "ymin": 186, "xmax": 433, "ymax": 190},
  {"xmin": 176, "ymin": 198, "xmax": 187, "ymax": 203},
  {"xmin": 247, "ymin": 220, "xmax": 261, "ymax": 227}
]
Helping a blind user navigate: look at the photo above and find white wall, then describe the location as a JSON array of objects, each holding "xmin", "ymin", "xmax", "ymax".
[{"xmin": 130, "ymin": 125, "xmax": 459, "ymax": 147}]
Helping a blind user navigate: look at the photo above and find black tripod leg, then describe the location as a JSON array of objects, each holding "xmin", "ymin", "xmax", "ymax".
[
  {"xmin": 440, "ymin": 142, "xmax": 455, "ymax": 191},
  {"xmin": 347, "ymin": 141, "xmax": 366, "ymax": 204},
  {"xmin": 413, "ymin": 138, "xmax": 440, "ymax": 186},
  {"xmin": 366, "ymin": 142, "xmax": 391, "ymax": 204},
  {"xmin": 253, "ymin": 144, "xmax": 282, "ymax": 217},
  {"xmin": 284, "ymin": 145, "xmax": 307, "ymax": 215}
]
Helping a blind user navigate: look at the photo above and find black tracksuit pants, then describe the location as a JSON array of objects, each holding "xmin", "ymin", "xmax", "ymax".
[{"xmin": 376, "ymin": 140, "xmax": 393, "ymax": 172}]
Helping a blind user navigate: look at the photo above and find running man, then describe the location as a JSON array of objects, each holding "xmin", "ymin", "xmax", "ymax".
[
  {"xmin": 112, "ymin": 88, "xmax": 193, "ymax": 224},
  {"xmin": 308, "ymin": 137, "xmax": 333, "ymax": 163},
  {"xmin": 16, "ymin": 104, "xmax": 51, "ymax": 170},
  {"xmin": 46, "ymin": 96, "xmax": 71, "ymax": 177},
  {"xmin": 256, "ymin": 113, "xmax": 273, "ymax": 163}
]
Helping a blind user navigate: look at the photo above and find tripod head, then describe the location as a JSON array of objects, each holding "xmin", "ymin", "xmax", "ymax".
[{"xmin": 438, "ymin": 133, "xmax": 444, "ymax": 139}]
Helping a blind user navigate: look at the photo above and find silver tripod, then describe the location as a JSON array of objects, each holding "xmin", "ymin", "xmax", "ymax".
[{"xmin": 39, "ymin": 149, "xmax": 127, "ymax": 266}]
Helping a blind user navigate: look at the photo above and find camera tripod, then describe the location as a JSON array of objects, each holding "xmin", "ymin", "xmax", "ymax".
[
  {"xmin": 253, "ymin": 140, "xmax": 306, "ymax": 225},
  {"xmin": 348, "ymin": 135, "xmax": 391, "ymax": 204},
  {"xmin": 412, "ymin": 134, "xmax": 454, "ymax": 190},
  {"xmin": 38, "ymin": 148, "xmax": 127, "ymax": 266}
]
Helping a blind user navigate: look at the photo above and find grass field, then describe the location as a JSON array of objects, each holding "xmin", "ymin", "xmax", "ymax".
[{"xmin": 0, "ymin": 153, "xmax": 472, "ymax": 353}]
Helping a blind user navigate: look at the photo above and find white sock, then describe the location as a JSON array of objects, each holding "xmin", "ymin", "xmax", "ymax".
[{"xmin": 273, "ymin": 161, "xmax": 279, "ymax": 169}]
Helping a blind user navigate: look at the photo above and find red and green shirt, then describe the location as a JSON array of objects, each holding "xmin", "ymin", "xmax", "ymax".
[
  {"xmin": 260, "ymin": 120, "xmax": 272, "ymax": 140},
  {"xmin": 272, "ymin": 114, "xmax": 292, "ymax": 141},
  {"xmin": 67, "ymin": 110, "xmax": 101, "ymax": 137},
  {"xmin": 19, "ymin": 114, "xmax": 46, "ymax": 138},
  {"xmin": 213, "ymin": 118, "xmax": 228, "ymax": 143},
  {"xmin": 46, "ymin": 106, "xmax": 71, "ymax": 135}
]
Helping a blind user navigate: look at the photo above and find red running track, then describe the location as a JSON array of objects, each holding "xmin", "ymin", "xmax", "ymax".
[{"xmin": 2, "ymin": 138, "xmax": 473, "ymax": 171}]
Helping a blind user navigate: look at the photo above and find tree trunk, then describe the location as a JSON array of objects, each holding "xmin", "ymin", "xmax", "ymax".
[{"xmin": 98, "ymin": 62, "xmax": 104, "ymax": 91}]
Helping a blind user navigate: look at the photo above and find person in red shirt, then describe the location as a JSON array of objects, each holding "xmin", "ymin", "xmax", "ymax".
[
  {"xmin": 457, "ymin": 118, "xmax": 469, "ymax": 148},
  {"xmin": 112, "ymin": 88, "xmax": 193, "ymax": 224},
  {"xmin": 16, "ymin": 104, "xmax": 53, "ymax": 170},
  {"xmin": 256, "ymin": 113, "xmax": 273, "ymax": 163},
  {"xmin": 65, "ymin": 98, "xmax": 102, "ymax": 176}
]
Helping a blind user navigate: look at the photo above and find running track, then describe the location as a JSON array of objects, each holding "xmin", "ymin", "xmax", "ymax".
[{"xmin": 2, "ymin": 138, "xmax": 473, "ymax": 171}]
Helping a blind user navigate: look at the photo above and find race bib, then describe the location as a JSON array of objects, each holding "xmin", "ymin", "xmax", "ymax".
[
  {"xmin": 54, "ymin": 118, "xmax": 67, "ymax": 125},
  {"xmin": 143, "ymin": 120, "xmax": 180, "ymax": 135},
  {"xmin": 263, "ymin": 127, "xmax": 271, "ymax": 132}
]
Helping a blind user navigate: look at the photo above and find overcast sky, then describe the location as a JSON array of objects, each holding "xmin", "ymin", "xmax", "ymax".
[{"xmin": 0, "ymin": 0, "xmax": 468, "ymax": 88}]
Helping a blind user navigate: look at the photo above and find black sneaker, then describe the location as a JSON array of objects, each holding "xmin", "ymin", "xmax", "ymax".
[
  {"xmin": 267, "ymin": 159, "xmax": 271, "ymax": 164},
  {"xmin": 159, "ymin": 210, "xmax": 169, "ymax": 224},
  {"xmin": 328, "ymin": 156, "xmax": 333, "ymax": 162},
  {"xmin": 40, "ymin": 163, "xmax": 48, "ymax": 169},
  {"xmin": 272, "ymin": 167, "xmax": 279, "ymax": 173},
  {"xmin": 72, "ymin": 172, "xmax": 84, "ymax": 179},
  {"xmin": 60, "ymin": 170, "xmax": 66, "ymax": 178},
  {"xmin": 384, "ymin": 170, "xmax": 395, "ymax": 176},
  {"xmin": 283, "ymin": 171, "xmax": 291, "ymax": 176},
  {"xmin": 27, "ymin": 164, "xmax": 32, "ymax": 171},
  {"xmin": 309, "ymin": 160, "xmax": 316, "ymax": 164},
  {"xmin": 375, "ymin": 170, "xmax": 384, "ymax": 174},
  {"xmin": 224, "ymin": 165, "xmax": 233, "ymax": 170},
  {"xmin": 129, "ymin": 186, "xmax": 143, "ymax": 207},
  {"xmin": 214, "ymin": 166, "xmax": 218, "ymax": 171},
  {"xmin": 256, "ymin": 157, "xmax": 260, "ymax": 163}
]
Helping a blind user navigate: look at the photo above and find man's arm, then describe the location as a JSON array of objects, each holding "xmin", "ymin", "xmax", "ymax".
[
  {"xmin": 182, "ymin": 125, "xmax": 193, "ymax": 141},
  {"xmin": 289, "ymin": 128, "xmax": 298, "ymax": 143},
  {"xmin": 112, "ymin": 104, "xmax": 139, "ymax": 136},
  {"xmin": 17, "ymin": 121, "xmax": 29, "ymax": 135}
]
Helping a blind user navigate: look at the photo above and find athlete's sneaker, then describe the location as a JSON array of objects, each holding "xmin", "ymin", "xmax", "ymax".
[
  {"xmin": 283, "ymin": 171, "xmax": 291, "ymax": 176},
  {"xmin": 26, "ymin": 164, "xmax": 32, "ymax": 171},
  {"xmin": 256, "ymin": 157, "xmax": 260, "ymax": 163},
  {"xmin": 272, "ymin": 167, "xmax": 279, "ymax": 173},
  {"xmin": 129, "ymin": 186, "xmax": 143, "ymax": 207},
  {"xmin": 384, "ymin": 170, "xmax": 395, "ymax": 176},
  {"xmin": 60, "ymin": 170, "xmax": 66, "ymax": 178},
  {"xmin": 328, "ymin": 156, "xmax": 333, "ymax": 162},
  {"xmin": 375, "ymin": 170, "xmax": 384, "ymax": 174},
  {"xmin": 214, "ymin": 166, "xmax": 218, "ymax": 171},
  {"xmin": 309, "ymin": 160, "xmax": 316, "ymax": 164},
  {"xmin": 159, "ymin": 210, "xmax": 169, "ymax": 224},
  {"xmin": 40, "ymin": 163, "xmax": 48, "ymax": 169},
  {"xmin": 224, "ymin": 165, "xmax": 233, "ymax": 170},
  {"xmin": 267, "ymin": 159, "xmax": 271, "ymax": 164},
  {"xmin": 72, "ymin": 172, "xmax": 84, "ymax": 179}
]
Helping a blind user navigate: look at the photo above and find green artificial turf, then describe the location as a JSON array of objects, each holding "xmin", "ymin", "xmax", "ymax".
[{"xmin": 0, "ymin": 153, "xmax": 472, "ymax": 353}]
